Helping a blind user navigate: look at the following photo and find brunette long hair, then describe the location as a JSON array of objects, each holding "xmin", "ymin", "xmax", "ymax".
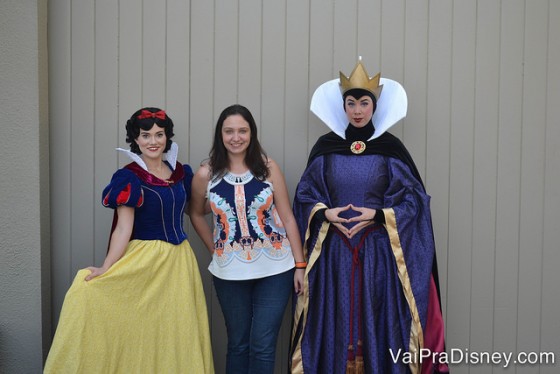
[{"xmin": 209, "ymin": 104, "xmax": 268, "ymax": 180}]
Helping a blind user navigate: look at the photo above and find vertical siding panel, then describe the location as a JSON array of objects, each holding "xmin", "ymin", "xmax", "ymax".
[
  {"xmin": 49, "ymin": 0, "xmax": 72, "ymax": 324},
  {"xmin": 541, "ymin": 1, "xmax": 560, "ymax": 372},
  {"xmin": 118, "ymin": 0, "xmax": 143, "ymax": 162},
  {"xmin": 274, "ymin": 2, "xmax": 312, "ymax": 371},
  {"xmin": 261, "ymin": 1, "xmax": 286, "ymax": 163},
  {"xmin": 380, "ymin": 0, "xmax": 405, "ymax": 77},
  {"xmin": 493, "ymin": 0, "xmax": 524, "ymax": 364},
  {"xmin": 70, "ymin": 1, "xmax": 95, "ymax": 272},
  {"xmin": 380, "ymin": 0, "xmax": 405, "ymax": 139},
  {"xmin": 166, "ymin": 0, "xmax": 191, "ymax": 163},
  {"xmin": 94, "ymin": 1, "xmax": 119, "ymax": 265},
  {"xmin": 446, "ymin": 2, "xmax": 477, "ymax": 370},
  {"xmin": 426, "ymin": 0, "xmax": 452, "ymax": 318},
  {"xmin": 403, "ymin": 0, "xmax": 429, "ymax": 178},
  {"xmin": 357, "ymin": 0, "xmax": 381, "ymax": 68},
  {"xmin": 518, "ymin": 2, "xmax": 548, "ymax": 371},
  {"xmin": 215, "ymin": 0, "xmax": 239, "ymax": 111},
  {"xmin": 142, "ymin": 0, "xmax": 167, "ymax": 106},
  {"xmin": 307, "ymin": 1, "xmax": 334, "ymax": 151},
  {"xmin": 333, "ymin": 0, "xmax": 358, "ymax": 74},
  {"xmin": 284, "ymin": 0, "xmax": 310, "ymax": 195},
  {"xmin": 238, "ymin": 0, "xmax": 263, "ymax": 115},
  {"xmin": 189, "ymin": 0, "xmax": 214, "ymax": 166},
  {"xmin": 471, "ymin": 0, "xmax": 500, "ymax": 368}
]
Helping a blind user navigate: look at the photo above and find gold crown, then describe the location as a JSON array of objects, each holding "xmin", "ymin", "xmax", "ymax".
[{"xmin": 339, "ymin": 59, "xmax": 383, "ymax": 100}]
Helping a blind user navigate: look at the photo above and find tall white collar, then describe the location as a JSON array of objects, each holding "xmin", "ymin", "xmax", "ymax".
[
  {"xmin": 310, "ymin": 77, "xmax": 408, "ymax": 140},
  {"xmin": 115, "ymin": 141, "xmax": 178, "ymax": 171}
]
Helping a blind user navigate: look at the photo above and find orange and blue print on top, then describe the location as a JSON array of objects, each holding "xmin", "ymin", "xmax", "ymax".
[{"xmin": 208, "ymin": 170, "xmax": 291, "ymax": 267}]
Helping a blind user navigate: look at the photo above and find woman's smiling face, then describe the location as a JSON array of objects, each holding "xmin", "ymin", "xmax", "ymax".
[
  {"xmin": 135, "ymin": 124, "xmax": 167, "ymax": 159},
  {"xmin": 221, "ymin": 114, "xmax": 251, "ymax": 156}
]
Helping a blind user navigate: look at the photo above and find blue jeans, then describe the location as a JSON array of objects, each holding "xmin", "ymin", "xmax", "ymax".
[{"xmin": 213, "ymin": 269, "xmax": 294, "ymax": 374}]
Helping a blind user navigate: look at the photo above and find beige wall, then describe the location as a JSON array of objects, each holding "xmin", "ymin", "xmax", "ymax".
[
  {"xmin": 0, "ymin": 0, "xmax": 552, "ymax": 373},
  {"xmin": 0, "ymin": 0, "xmax": 50, "ymax": 373}
]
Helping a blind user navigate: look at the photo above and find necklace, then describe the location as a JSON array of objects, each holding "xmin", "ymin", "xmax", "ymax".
[
  {"xmin": 148, "ymin": 163, "xmax": 164, "ymax": 173},
  {"xmin": 147, "ymin": 162, "xmax": 170, "ymax": 180},
  {"xmin": 224, "ymin": 170, "xmax": 253, "ymax": 185}
]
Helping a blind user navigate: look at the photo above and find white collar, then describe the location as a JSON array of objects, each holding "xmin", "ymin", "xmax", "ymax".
[
  {"xmin": 116, "ymin": 141, "xmax": 178, "ymax": 171},
  {"xmin": 310, "ymin": 77, "xmax": 408, "ymax": 140}
]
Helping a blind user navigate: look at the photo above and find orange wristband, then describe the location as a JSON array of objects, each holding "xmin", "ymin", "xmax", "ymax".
[{"xmin": 295, "ymin": 261, "xmax": 307, "ymax": 269}]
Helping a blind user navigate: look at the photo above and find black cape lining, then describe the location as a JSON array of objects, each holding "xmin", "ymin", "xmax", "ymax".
[{"xmin": 307, "ymin": 131, "xmax": 424, "ymax": 189}]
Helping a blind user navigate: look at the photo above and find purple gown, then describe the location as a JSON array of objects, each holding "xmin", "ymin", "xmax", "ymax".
[{"xmin": 291, "ymin": 150, "xmax": 448, "ymax": 374}]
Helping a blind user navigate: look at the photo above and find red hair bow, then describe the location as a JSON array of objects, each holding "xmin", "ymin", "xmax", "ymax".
[{"xmin": 137, "ymin": 109, "xmax": 166, "ymax": 120}]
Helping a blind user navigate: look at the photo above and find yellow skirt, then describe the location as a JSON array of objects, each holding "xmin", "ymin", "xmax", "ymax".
[{"xmin": 44, "ymin": 240, "xmax": 214, "ymax": 374}]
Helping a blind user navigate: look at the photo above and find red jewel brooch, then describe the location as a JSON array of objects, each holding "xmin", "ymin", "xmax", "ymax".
[{"xmin": 350, "ymin": 141, "xmax": 366, "ymax": 154}]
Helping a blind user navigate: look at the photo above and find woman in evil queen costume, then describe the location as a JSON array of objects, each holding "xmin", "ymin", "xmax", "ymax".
[{"xmin": 290, "ymin": 59, "xmax": 449, "ymax": 374}]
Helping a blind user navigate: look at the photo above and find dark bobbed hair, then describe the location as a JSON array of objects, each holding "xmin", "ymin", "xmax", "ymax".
[
  {"xmin": 209, "ymin": 104, "xmax": 269, "ymax": 180},
  {"xmin": 125, "ymin": 107, "xmax": 175, "ymax": 155},
  {"xmin": 343, "ymin": 88, "xmax": 377, "ymax": 113}
]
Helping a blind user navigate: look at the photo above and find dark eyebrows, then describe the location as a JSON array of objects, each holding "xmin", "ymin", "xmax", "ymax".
[
  {"xmin": 345, "ymin": 96, "xmax": 371, "ymax": 103},
  {"xmin": 139, "ymin": 129, "xmax": 165, "ymax": 135}
]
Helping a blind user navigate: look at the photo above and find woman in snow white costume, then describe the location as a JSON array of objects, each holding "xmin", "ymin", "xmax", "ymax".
[
  {"xmin": 44, "ymin": 108, "xmax": 214, "ymax": 373},
  {"xmin": 290, "ymin": 60, "xmax": 449, "ymax": 374}
]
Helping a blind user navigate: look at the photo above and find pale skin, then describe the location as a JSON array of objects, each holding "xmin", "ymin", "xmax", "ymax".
[
  {"xmin": 189, "ymin": 114, "xmax": 305, "ymax": 295},
  {"xmin": 325, "ymin": 95, "xmax": 378, "ymax": 239},
  {"xmin": 85, "ymin": 124, "xmax": 171, "ymax": 281}
]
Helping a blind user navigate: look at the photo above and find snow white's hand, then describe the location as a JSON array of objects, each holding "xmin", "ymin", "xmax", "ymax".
[{"xmin": 84, "ymin": 266, "xmax": 109, "ymax": 281}]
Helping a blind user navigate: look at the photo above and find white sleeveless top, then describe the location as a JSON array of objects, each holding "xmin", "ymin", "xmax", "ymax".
[{"xmin": 206, "ymin": 170, "xmax": 295, "ymax": 280}]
